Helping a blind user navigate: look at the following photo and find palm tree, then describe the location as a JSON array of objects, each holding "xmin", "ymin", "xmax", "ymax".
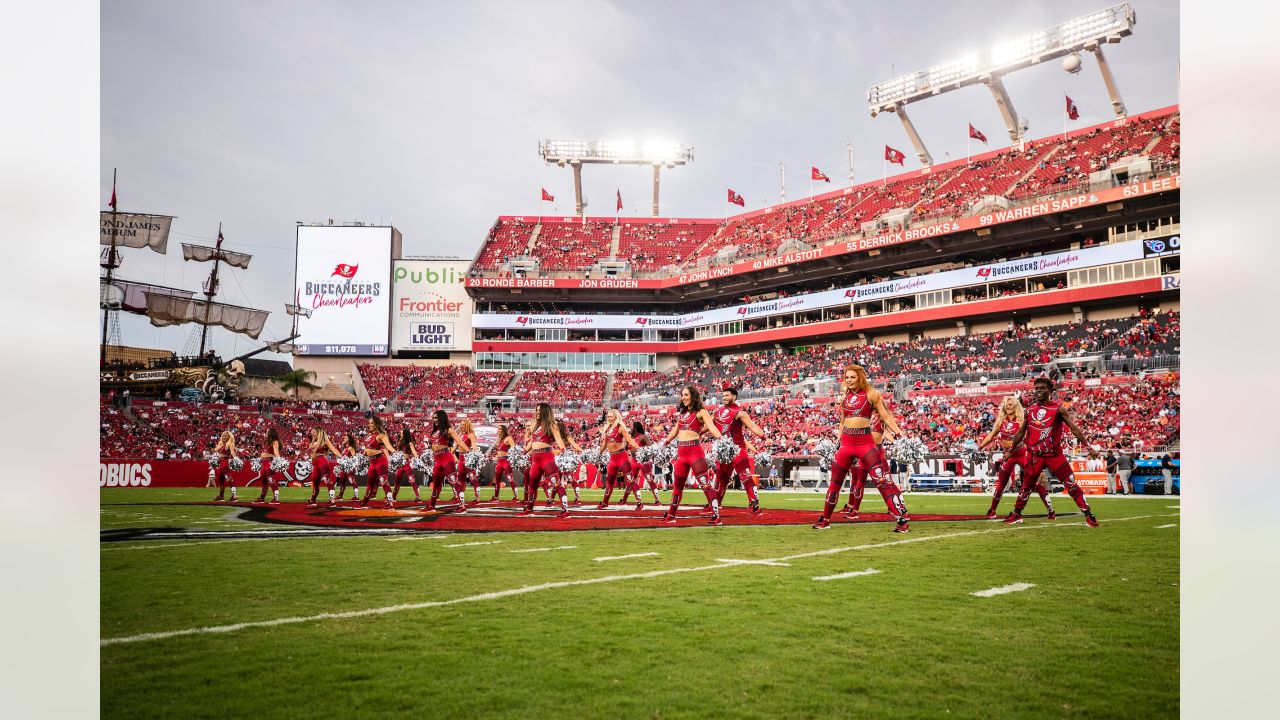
[{"xmin": 274, "ymin": 368, "xmax": 319, "ymax": 399}]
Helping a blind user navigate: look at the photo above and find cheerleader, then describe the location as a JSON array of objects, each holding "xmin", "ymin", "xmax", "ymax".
[
  {"xmin": 211, "ymin": 430, "xmax": 240, "ymax": 502},
  {"xmin": 978, "ymin": 395, "xmax": 1056, "ymax": 519},
  {"xmin": 252, "ymin": 427, "xmax": 286, "ymax": 504},
  {"xmin": 334, "ymin": 433, "xmax": 360, "ymax": 502},
  {"xmin": 455, "ymin": 418, "xmax": 483, "ymax": 503},
  {"xmin": 519, "ymin": 403, "xmax": 567, "ymax": 516},
  {"xmin": 359, "ymin": 416, "xmax": 398, "ymax": 509},
  {"xmin": 597, "ymin": 409, "xmax": 640, "ymax": 509},
  {"xmin": 390, "ymin": 426, "xmax": 423, "ymax": 503},
  {"xmin": 487, "ymin": 424, "xmax": 520, "ymax": 502},
  {"xmin": 813, "ymin": 365, "xmax": 911, "ymax": 532},
  {"xmin": 425, "ymin": 410, "xmax": 472, "ymax": 512},
  {"xmin": 549, "ymin": 419, "xmax": 588, "ymax": 507},
  {"xmin": 660, "ymin": 386, "xmax": 725, "ymax": 525},
  {"xmin": 304, "ymin": 427, "xmax": 343, "ymax": 506},
  {"xmin": 620, "ymin": 421, "xmax": 662, "ymax": 509}
]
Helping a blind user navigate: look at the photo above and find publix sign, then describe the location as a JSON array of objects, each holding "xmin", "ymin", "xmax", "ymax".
[{"xmin": 392, "ymin": 260, "xmax": 473, "ymax": 352}]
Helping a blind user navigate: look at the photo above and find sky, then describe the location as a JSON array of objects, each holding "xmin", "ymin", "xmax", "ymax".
[{"xmin": 100, "ymin": 0, "xmax": 1179, "ymax": 361}]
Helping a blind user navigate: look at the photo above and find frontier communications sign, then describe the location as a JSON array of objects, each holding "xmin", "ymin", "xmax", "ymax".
[{"xmin": 391, "ymin": 260, "xmax": 473, "ymax": 352}]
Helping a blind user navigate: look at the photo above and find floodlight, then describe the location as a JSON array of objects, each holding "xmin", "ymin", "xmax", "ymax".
[{"xmin": 539, "ymin": 138, "xmax": 695, "ymax": 217}]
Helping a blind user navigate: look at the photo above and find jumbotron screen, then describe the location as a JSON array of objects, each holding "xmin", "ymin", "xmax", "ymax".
[{"xmin": 293, "ymin": 225, "xmax": 392, "ymax": 356}]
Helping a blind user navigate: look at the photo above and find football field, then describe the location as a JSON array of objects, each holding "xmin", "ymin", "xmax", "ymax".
[{"xmin": 101, "ymin": 489, "xmax": 1179, "ymax": 719}]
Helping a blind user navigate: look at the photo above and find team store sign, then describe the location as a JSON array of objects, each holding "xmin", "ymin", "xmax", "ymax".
[{"xmin": 473, "ymin": 240, "xmax": 1154, "ymax": 332}]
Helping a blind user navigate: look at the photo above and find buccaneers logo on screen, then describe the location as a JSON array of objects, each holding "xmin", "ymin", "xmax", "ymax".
[{"xmin": 332, "ymin": 263, "xmax": 359, "ymax": 279}]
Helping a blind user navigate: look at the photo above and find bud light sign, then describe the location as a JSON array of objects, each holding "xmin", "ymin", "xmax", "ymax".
[{"xmin": 409, "ymin": 322, "xmax": 454, "ymax": 347}]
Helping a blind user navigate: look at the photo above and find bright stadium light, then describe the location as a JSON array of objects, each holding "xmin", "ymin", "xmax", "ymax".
[
  {"xmin": 868, "ymin": 3, "xmax": 1136, "ymax": 164},
  {"xmin": 540, "ymin": 138, "xmax": 694, "ymax": 217}
]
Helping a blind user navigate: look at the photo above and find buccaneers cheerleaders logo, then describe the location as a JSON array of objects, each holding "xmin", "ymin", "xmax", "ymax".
[{"xmin": 332, "ymin": 263, "xmax": 359, "ymax": 279}]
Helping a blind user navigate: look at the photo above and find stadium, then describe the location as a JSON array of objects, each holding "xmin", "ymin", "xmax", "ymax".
[{"xmin": 96, "ymin": 3, "xmax": 1183, "ymax": 718}]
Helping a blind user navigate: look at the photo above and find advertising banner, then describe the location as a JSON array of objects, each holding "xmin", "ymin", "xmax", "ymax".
[
  {"xmin": 99, "ymin": 460, "xmax": 257, "ymax": 488},
  {"xmin": 294, "ymin": 226, "xmax": 392, "ymax": 356},
  {"xmin": 474, "ymin": 240, "xmax": 1150, "ymax": 331},
  {"xmin": 391, "ymin": 260, "xmax": 473, "ymax": 351}
]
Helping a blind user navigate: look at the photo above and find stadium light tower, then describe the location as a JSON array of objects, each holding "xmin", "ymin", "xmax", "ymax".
[
  {"xmin": 539, "ymin": 139, "xmax": 694, "ymax": 217},
  {"xmin": 867, "ymin": 3, "xmax": 1136, "ymax": 164}
]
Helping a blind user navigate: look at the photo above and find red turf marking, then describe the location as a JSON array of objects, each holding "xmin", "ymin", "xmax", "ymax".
[{"xmin": 185, "ymin": 500, "xmax": 989, "ymax": 533}]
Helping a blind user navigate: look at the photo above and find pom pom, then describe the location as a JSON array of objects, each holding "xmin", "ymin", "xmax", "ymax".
[
  {"xmin": 658, "ymin": 443, "xmax": 677, "ymax": 468},
  {"xmin": 890, "ymin": 437, "xmax": 927, "ymax": 465},
  {"xmin": 294, "ymin": 460, "xmax": 313, "ymax": 480},
  {"xmin": 410, "ymin": 456, "xmax": 430, "ymax": 473},
  {"xmin": 753, "ymin": 451, "xmax": 773, "ymax": 469},
  {"xmin": 228, "ymin": 457, "xmax": 244, "ymax": 472},
  {"xmin": 250, "ymin": 458, "xmax": 262, "ymax": 474},
  {"xmin": 388, "ymin": 452, "xmax": 407, "ymax": 472},
  {"xmin": 813, "ymin": 439, "xmax": 837, "ymax": 463},
  {"xmin": 961, "ymin": 446, "xmax": 987, "ymax": 468},
  {"xmin": 464, "ymin": 449, "xmax": 487, "ymax": 472},
  {"xmin": 554, "ymin": 451, "xmax": 581, "ymax": 474},
  {"xmin": 206, "ymin": 455, "xmax": 219, "ymax": 470},
  {"xmin": 353, "ymin": 455, "xmax": 370, "ymax": 476},
  {"xmin": 711, "ymin": 436, "xmax": 740, "ymax": 465},
  {"xmin": 270, "ymin": 457, "xmax": 290, "ymax": 473},
  {"xmin": 507, "ymin": 446, "xmax": 531, "ymax": 471}
]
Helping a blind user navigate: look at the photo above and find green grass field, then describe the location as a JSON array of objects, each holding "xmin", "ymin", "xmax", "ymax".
[{"xmin": 101, "ymin": 489, "xmax": 1179, "ymax": 719}]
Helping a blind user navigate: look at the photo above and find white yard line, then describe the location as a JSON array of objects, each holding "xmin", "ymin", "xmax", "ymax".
[
  {"xmin": 715, "ymin": 559, "xmax": 791, "ymax": 567},
  {"xmin": 444, "ymin": 541, "xmax": 502, "ymax": 548},
  {"xmin": 509, "ymin": 546, "xmax": 577, "ymax": 553},
  {"xmin": 100, "ymin": 511, "xmax": 1177, "ymax": 646},
  {"xmin": 971, "ymin": 583, "xmax": 1036, "ymax": 597},
  {"xmin": 813, "ymin": 568, "xmax": 882, "ymax": 581},
  {"xmin": 1154, "ymin": 524, "xmax": 1177, "ymax": 529},
  {"xmin": 593, "ymin": 552, "xmax": 659, "ymax": 562},
  {"xmin": 385, "ymin": 535, "xmax": 448, "ymax": 542}
]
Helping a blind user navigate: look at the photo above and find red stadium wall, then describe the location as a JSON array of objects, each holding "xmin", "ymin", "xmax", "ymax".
[
  {"xmin": 99, "ymin": 460, "xmax": 254, "ymax": 488},
  {"xmin": 473, "ymin": 277, "xmax": 1167, "ymax": 356}
]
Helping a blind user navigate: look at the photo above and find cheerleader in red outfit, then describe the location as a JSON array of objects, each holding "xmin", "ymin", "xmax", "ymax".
[
  {"xmin": 977, "ymin": 395, "xmax": 1055, "ymax": 519},
  {"xmin": 621, "ymin": 421, "xmax": 661, "ymax": 509},
  {"xmin": 304, "ymin": 427, "xmax": 343, "ymax": 506},
  {"xmin": 660, "ymin": 386, "xmax": 724, "ymax": 525},
  {"xmin": 596, "ymin": 409, "xmax": 640, "ymax": 509},
  {"xmin": 359, "ymin": 416, "xmax": 398, "ymax": 508},
  {"xmin": 334, "ymin": 433, "xmax": 360, "ymax": 502},
  {"xmin": 840, "ymin": 411, "xmax": 891, "ymax": 519},
  {"xmin": 551, "ymin": 419, "xmax": 586, "ymax": 506},
  {"xmin": 487, "ymin": 424, "xmax": 520, "ymax": 502},
  {"xmin": 711, "ymin": 386, "xmax": 768, "ymax": 514},
  {"xmin": 455, "ymin": 418, "xmax": 483, "ymax": 503},
  {"xmin": 390, "ymin": 426, "xmax": 423, "ymax": 503},
  {"xmin": 211, "ymin": 430, "xmax": 240, "ymax": 502},
  {"xmin": 1003, "ymin": 377, "xmax": 1101, "ymax": 526},
  {"xmin": 252, "ymin": 427, "xmax": 286, "ymax": 504},
  {"xmin": 519, "ymin": 403, "xmax": 567, "ymax": 516},
  {"xmin": 425, "ymin": 410, "xmax": 472, "ymax": 512},
  {"xmin": 814, "ymin": 365, "xmax": 911, "ymax": 532}
]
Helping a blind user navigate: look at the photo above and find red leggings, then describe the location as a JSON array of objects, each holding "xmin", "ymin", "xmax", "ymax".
[
  {"xmin": 391, "ymin": 463, "xmax": 421, "ymax": 500},
  {"xmin": 522, "ymin": 451, "xmax": 557, "ymax": 511},
  {"xmin": 666, "ymin": 442, "xmax": 717, "ymax": 516},
  {"xmin": 214, "ymin": 459, "xmax": 234, "ymax": 497},
  {"xmin": 715, "ymin": 450, "xmax": 757, "ymax": 504},
  {"xmin": 601, "ymin": 451, "xmax": 632, "ymax": 504},
  {"xmin": 428, "ymin": 453, "xmax": 463, "ymax": 507},
  {"xmin": 1014, "ymin": 453, "xmax": 1089, "ymax": 514},
  {"xmin": 492, "ymin": 458, "xmax": 516, "ymax": 498},
  {"xmin": 359, "ymin": 455, "xmax": 390, "ymax": 504},
  {"xmin": 823, "ymin": 432, "xmax": 907, "ymax": 520},
  {"xmin": 306, "ymin": 456, "xmax": 336, "ymax": 501}
]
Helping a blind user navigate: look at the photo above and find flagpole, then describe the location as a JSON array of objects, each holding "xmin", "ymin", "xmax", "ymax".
[
  {"xmin": 101, "ymin": 167, "xmax": 118, "ymax": 365},
  {"xmin": 967, "ymin": 121, "xmax": 971, "ymax": 163},
  {"xmin": 882, "ymin": 154, "xmax": 886, "ymax": 186},
  {"xmin": 847, "ymin": 144, "xmax": 854, "ymax": 187}
]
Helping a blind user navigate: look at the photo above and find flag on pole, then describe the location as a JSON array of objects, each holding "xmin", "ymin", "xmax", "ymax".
[
  {"xmin": 616, "ymin": 189, "xmax": 623, "ymax": 212},
  {"xmin": 727, "ymin": 189, "xmax": 745, "ymax": 207},
  {"xmin": 884, "ymin": 146, "xmax": 906, "ymax": 165},
  {"xmin": 1065, "ymin": 95, "xmax": 1080, "ymax": 120},
  {"xmin": 541, "ymin": 188, "xmax": 555, "ymax": 202},
  {"xmin": 811, "ymin": 166, "xmax": 831, "ymax": 183},
  {"xmin": 109, "ymin": 186, "xmax": 117, "ymax": 211},
  {"xmin": 968, "ymin": 124, "xmax": 988, "ymax": 144}
]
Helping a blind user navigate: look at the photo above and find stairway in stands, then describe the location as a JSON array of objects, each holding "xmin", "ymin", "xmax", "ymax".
[
  {"xmin": 500, "ymin": 372, "xmax": 522, "ymax": 395},
  {"xmin": 602, "ymin": 372, "xmax": 615, "ymax": 404}
]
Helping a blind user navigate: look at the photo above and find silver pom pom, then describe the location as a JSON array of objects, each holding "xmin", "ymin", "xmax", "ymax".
[
  {"xmin": 410, "ymin": 455, "xmax": 430, "ymax": 473},
  {"xmin": 554, "ymin": 451, "xmax": 581, "ymax": 474},
  {"xmin": 507, "ymin": 446, "xmax": 531, "ymax": 471},
  {"xmin": 711, "ymin": 436, "xmax": 740, "ymax": 465},
  {"xmin": 635, "ymin": 445, "xmax": 656, "ymax": 465},
  {"xmin": 294, "ymin": 460, "xmax": 313, "ymax": 479},
  {"xmin": 579, "ymin": 447, "xmax": 606, "ymax": 469},
  {"xmin": 753, "ymin": 451, "xmax": 773, "ymax": 469},
  {"xmin": 207, "ymin": 455, "xmax": 219, "ymax": 470},
  {"xmin": 270, "ymin": 457, "xmax": 290, "ymax": 473},
  {"xmin": 813, "ymin": 439, "xmax": 837, "ymax": 463},
  {"xmin": 228, "ymin": 457, "xmax": 244, "ymax": 472},
  {"xmin": 658, "ymin": 443, "xmax": 677, "ymax": 468},
  {"xmin": 354, "ymin": 455, "xmax": 370, "ymax": 476},
  {"xmin": 464, "ymin": 449, "xmax": 487, "ymax": 472},
  {"xmin": 250, "ymin": 458, "xmax": 262, "ymax": 474},
  {"xmin": 388, "ymin": 452, "xmax": 407, "ymax": 472},
  {"xmin": 961, "ymin": 446, "xmax": 986, "ymax": 468},
  {"xmin": 890, "ymin": 437, "xmax": 927, "ymax": 465}
]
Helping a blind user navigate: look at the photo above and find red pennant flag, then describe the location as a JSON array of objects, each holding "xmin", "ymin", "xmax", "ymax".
[
  {"xmin": 884, "ymin": 145, "xmax": 906, "ymax": 165},
  {"xmin": 331, "ymin": 263, "xmax": 359, "ymax": 279},
  {"xmin": 216, "ymin": 230, "xmax": 225, "ymax": 248},
  {"xmin": 616, "ymin": 189, "xmax": 623, "ymax": 212},
  {"xmin": 541, "ymin": 188, "xmax": 555, "ymax": 202},
  {"xmin": 811, "ymin": 166, "xmax": 831, "ymax": 183},
  {"xmin": 1065, "ymin": 95, "xmax": 1079, "ymax": 120},
  {"xmin": 968, "ymin": 123, "xmax": 988, "ymax": 144},
  {"xmin": 727, "ymin": 188, "xmax": 745, "ymax": 207},
  {"xmin": 108, "ymin": 186, "xmax": 118, "ymax": 211}
]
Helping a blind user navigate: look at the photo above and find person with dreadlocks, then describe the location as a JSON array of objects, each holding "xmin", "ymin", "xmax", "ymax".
[
  {"xmin": 390, "ymin": 425, "xmax": 423, "ymax": 504},
  {"xmin": 1003, "ymin": 377, "xmax": 1100, "ymax": 527},
  {"xmin": 487, "ymin": 424, "xmax": 520, "ymax": 502},
  {"xmin": 977, "ymin": 395, "xmax": 1055, "ymax": 520}
]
